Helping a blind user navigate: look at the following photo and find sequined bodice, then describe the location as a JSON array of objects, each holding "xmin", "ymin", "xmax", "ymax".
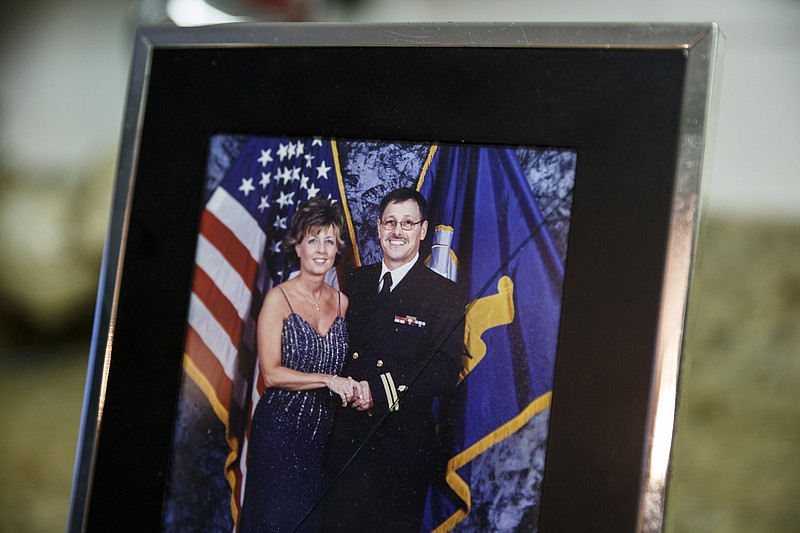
[
  {"xmin": 281, "ymin": 313, "xmax": 347, "ymax": 373},
  {"xmin": 262, "ymin": 313, "xmax": 348, "ymax": 439}
]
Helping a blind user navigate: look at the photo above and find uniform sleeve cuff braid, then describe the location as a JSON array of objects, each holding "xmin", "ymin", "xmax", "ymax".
[{"xmin": 380, "ymin": 372, "xmax": 400, "ymax": 412}]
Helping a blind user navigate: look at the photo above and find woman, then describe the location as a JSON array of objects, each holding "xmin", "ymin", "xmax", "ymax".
[{"xmin": 239, "ymin": 197, "xmax": 358, "ymax": 533}]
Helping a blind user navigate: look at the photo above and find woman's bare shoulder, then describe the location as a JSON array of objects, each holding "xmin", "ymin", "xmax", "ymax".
[
  {"xmin": 337, "ymin": 288, "xmax": 349, "ymax": 304},
  {"xmin": 261, "ymin": 284, "xmax": 293, "ymax": 315},
  {"xmin": 335, "ymin": 286, "xmax": 349, "ymax": 316}
]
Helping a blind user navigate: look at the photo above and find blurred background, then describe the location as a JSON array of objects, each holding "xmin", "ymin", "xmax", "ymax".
[{"xmin": 0, "ymin": 0, "xmax": 797, "ymax": 531}]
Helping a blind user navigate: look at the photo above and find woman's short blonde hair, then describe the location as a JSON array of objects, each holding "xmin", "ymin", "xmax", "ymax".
[{"xmin": 283, "ymin": 196, "xmax": 346, "ymax": 263}]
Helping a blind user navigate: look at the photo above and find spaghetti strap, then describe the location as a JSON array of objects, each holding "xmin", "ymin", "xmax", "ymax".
[
  {"xmin": 278, "ymin": 287, "xmax": 294, "ymax": 313},
  {"xmin": 337, "ymin": 290, "xmax": 342, "ymax": 317}
]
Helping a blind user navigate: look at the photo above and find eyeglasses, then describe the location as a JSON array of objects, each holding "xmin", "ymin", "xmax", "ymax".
[{"xmin": 380, "ymin": 218, "xmax": 424, "ymax": 231}]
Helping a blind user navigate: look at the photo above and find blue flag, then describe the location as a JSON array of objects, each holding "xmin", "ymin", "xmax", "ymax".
[{"xmin": 418, "ymin": 144, "xmax": 569, "ymax": 531}]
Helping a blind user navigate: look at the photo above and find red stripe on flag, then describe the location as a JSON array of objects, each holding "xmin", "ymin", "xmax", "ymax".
[
  {"xmin": 192, "ymin": 268, "xmax": 244, "ymax": 344},
  {"xmin": 184, "ymin": 326, "xmax": 233, "ymax": 414},
  {"xmin": 200, "ymin": 210, "xmax": 260, "ymax": 284}
]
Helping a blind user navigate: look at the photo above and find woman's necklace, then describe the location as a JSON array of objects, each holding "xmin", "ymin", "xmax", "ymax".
[{"xmin": 298, "ymin": 283, "xmax": 323, "ymax": 312}]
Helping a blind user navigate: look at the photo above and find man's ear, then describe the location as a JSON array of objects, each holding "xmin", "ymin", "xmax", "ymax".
[{"xmin": 420, "ymin": 220, "xmax": 428, "ymax": 240}]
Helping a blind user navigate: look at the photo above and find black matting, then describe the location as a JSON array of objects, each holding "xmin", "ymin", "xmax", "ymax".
[{"xmin": 83, "ymin": 41, "xmax": 686, "ymax": 532}]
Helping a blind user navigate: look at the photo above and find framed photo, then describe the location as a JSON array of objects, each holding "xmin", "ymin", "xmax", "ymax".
[{"xmin": 69, "ymin": 23, "xmax": 723, "ymax": 532}]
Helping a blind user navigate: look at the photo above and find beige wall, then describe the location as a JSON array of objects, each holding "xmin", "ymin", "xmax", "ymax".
[{"xmin": 1, "ymin": 0, "xmax": 798, "ymax": 218}]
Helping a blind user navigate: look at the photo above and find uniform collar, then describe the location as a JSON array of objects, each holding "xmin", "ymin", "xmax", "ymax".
[{"xmin": 379, "ymin": 252, "xmax": 419, "ymax": 292}]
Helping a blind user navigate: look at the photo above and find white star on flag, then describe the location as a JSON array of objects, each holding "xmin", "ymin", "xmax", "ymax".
[
  {"xmin": 273, "ymin": 216, "xmax": 287, "ymax": 229},
  {"xmin": 296, "ymin": 141, "xmax": 305, "ymax": 156},
  {"xmin": 307, "ymin": 182, "xmax": 320, "ymax": 198},
  {"xmin": 304, "ymin": 154, "xmax": 315, "ymax": 168},
  {"xmin": 260, "ymin": 172, "xmax": 271, "ymax": 188},
  {"xmin": 269, "ymin": 241, "xmax": 282, "ymax": 254},
  {"xmin": 288, "ymin": 142, "xmax": 296, "ymax": 159},
  {"xmin": 257, "ymin": 149, "xmax": 273, "ymax": 167},
  {"xmin": 258, "ymin": 196, "xmax": 270, "ymax": 212},
  {"xmin": 312, "ymin": 137, "xmax": 323, "ymax": 146},
  {"xmin": 316, "ymin": 161, "xmax": 331, "ymax": 180},
  {"xmin": 276, "ymin": 190, "xmax": 295, "ymax": 208},
  {"xmin": 300, "ymin": 175, "xmax": 310, "ymax": 189},
  {"xmin": 277, "ymin": 143, "xmax": 289, "ymax": 161},
  {"xmin": 279, "ymin": 167, "xmax": 293, "ymax": 186},
  {"xmin": 238, "ymin": 177, "xmax": 255, "ymax": 196},
  {"xmin": 327, "ymin": 194, "xmax": 338, "ymax": 204},
  {"xmin": 291, "ymin": 167, "xmax": 301, "ymax": 182}
]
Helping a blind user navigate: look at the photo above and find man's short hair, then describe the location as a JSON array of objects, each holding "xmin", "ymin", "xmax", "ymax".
[{"xmin": 378, "ymin": 188, "xmax": 429, "ymax": 222}]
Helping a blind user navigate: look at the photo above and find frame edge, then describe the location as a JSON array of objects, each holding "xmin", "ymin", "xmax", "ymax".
[
  {"xmin": 636, "ymin": 23, "xmax": 726, "ymax": 532},
  {"xmin": 67, "ymin": 27, "xmax": 156, "ymax": 533}
]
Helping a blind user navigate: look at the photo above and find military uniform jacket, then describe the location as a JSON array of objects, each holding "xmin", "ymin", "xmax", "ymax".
[{"xmin": 326, "ymin": 258, "xmax": 467, "ymax": 472}]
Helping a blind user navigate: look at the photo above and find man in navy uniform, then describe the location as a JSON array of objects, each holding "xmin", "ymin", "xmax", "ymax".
[{"xmin": 323, "ymin": 188, "xmax": 467, "ymax": 532}]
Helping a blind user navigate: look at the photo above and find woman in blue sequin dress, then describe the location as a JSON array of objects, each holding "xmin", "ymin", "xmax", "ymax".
[{"xmin": 239, "ymin": 198, "xmax": 359, "ymax": 533}]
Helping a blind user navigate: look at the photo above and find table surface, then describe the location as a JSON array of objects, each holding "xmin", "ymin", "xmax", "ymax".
[{"xmin": 1, "ymin": 216, "xmax": 798, "ymax": 533}]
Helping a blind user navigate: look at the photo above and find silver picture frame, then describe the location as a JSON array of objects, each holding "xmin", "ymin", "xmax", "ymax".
[{"xmin": 69, "ymin": 22, "xmax": 724, "ymax": 532}]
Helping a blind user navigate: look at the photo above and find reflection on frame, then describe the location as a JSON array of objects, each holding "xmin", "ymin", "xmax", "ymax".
[{"xmin": 163, "ymin": 135, "xmax": 576, "ymax": 532}]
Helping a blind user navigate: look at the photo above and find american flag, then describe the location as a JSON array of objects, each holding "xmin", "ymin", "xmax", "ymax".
[{"xmin": 182, "ymin": 135, "xmax": 347, "ymax": 524}]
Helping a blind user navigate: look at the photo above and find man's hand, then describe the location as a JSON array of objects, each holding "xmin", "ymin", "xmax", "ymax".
[{"xmin": 352, "ymin": 380, "xmax": 373, "ymax": 411}]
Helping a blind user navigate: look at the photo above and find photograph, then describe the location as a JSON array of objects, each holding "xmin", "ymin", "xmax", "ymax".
[{"xmin": 162, "ymin": 135, "xmax": 576, "ymax": 532}]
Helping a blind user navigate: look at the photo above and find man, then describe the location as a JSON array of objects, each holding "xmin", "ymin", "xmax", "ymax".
[{"xmin": 323, "ymin": 188, "xmax": 467, "ymax": 532}]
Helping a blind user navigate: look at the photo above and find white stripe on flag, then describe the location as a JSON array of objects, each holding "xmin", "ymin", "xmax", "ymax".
[
  {"xmin": 240, "ymin": 435, "xmax": 250, "ymax": 502},
  {"xmin": 195, "ymin": 235, "xmax": 252, "ymax": 319},
  {"xmin": 187, "ymin": 293, "xmax": 241, "ymax": 381},
  {"xmin": 205, "ymin": 187, "xmax": 267, "ymax": 261}
]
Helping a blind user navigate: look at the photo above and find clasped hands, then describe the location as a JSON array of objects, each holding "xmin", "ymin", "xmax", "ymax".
[{"xmin": 327, "ymin": 375, "xmax": 373, "ymax": 410}]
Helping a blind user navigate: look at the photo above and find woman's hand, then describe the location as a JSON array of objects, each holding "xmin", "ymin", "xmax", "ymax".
[{"xmin": 327, "ymin": 375, "xmax": 360, "ymax": 406}]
